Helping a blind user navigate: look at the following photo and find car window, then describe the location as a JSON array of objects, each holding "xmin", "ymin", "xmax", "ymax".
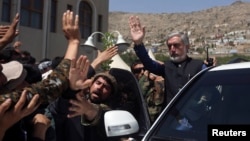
[
  {"xmin": 148, "ymin": 68, "xmax": 250, "ymax": 141},
  {"xmin": 109, "ymin": 68, "xmax": 151, "ymax": 139}
]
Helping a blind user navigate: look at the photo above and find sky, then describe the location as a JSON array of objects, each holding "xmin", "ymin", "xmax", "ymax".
[{"xmin": 109, "ymin": 0, "xmax": 250, "ymax": 13}]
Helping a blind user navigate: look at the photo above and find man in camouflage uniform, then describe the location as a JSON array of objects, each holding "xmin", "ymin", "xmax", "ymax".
[
  {"xmin": 131, "ymin": 60, "xmax": 165, "ymax": 123},
  {"xmin": 139, "ymin": 71, "xmax": 165, "ymax": 122}
]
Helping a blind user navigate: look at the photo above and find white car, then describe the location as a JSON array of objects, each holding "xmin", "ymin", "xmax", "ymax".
[{"xmin": 105, "ymin": 62, "xmax": 250, "ymax": 141}]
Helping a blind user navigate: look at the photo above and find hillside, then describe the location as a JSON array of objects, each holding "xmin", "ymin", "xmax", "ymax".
[{"xmin": 108, "ymin": 1, "xmax": 250, "ymax": 45}]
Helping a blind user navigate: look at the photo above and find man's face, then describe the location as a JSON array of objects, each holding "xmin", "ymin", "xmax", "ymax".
[
  {"xmin": 132, "ymin": 63, "xmax": 144, "ymax": 80},
  {"xmin": 167, "ymin": 36, "xmax": 188, "ymax": 63},
  {"xmin": 89, "ymin": 77, "xmax": 112, "ymax": 103}
]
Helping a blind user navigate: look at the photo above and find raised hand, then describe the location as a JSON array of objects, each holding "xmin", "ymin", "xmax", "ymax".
[
  {"xmin": 62, "ymin": 10, "xmax": 80, "ymax": 42},
  {"xmin": 0, "ymin": 13, "xmax": 19, "ymax": 48},
  {"xmin": 128, "ymin": 16, "xmax": 145, "ymax": 45},
  {"xmin": 67, "ymin": 92, "xmax": 98, "ymax": 121},
  {"xmin": 91, "ymin": 45, "xmax": 118, "ymax": 69},
  {"xmin": 63, "ymin": 10, "xmax": 81, "ymax": 60},
  {"xmin": 69, "ymin": 55, "xmax": 91, "ymax": 90}
]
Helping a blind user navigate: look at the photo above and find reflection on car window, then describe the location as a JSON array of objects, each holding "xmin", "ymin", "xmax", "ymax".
[{"xmin": 152, "ymin": 69, "xmax": 250, "ymax": 141}]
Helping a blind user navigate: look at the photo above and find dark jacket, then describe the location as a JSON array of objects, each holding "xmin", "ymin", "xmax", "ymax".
[{"xmin": 134, "ymin": 44, "xmax": 204, "ymax": 106}]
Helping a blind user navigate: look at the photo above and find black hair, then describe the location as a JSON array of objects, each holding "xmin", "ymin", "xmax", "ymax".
[
  {"xmin": 130, "ymin": 59, "xmax": 143, "ymax": 73},
  {"xmin": 0, "ymin": 47, "xmax": 22, "ymax": 63}
]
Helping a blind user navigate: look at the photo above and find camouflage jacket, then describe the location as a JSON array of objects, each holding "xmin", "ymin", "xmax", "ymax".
[
  {"xmin": 139, "ymin": 75, "xmax": 165, "ymax": 122},
  {"xmin": 0, "ymin": 59, "xmax": 70, "ymax": 105}
]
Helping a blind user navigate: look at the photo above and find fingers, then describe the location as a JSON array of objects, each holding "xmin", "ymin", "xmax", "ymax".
[
  {"xmin": 129, "ymin": 16, "xmax": 140, "ymax": 30},
  {"xmin": 81, "ymin": 56, "xmax": 89, "ymax": 76},
  {"xmin": 15, "ymin": 29, "xmax": 19, "ymax": 36},
  {"xmin": 76, "ymin": 55, "xmax": 83, "ymax": 69},
  {"xmin": 65, "ymin": 10, "xmax": 70, "ymax": 26},
  {"xmin": 62, "ymin": 10, "xmax": 72, "ymax": 29},
  {"xmin": 74, "ymin": 15, "xmax": 79, "ymax": 29},
  {"xmin": 67, "ymin": 94, "xmax": 89, "ymax": 118},
  {"xmin": 0, "ymin": 99, "xmax": 12, "ymax": 115},
  {"xmin": 68, "ymin": 99, "xmax": 82, "ymax": 118},
  {"xmin": 69, "ymin": 11, "xmax": 73, "ymax": 26},
  {"xmin": 26, "ymin": 94, "xmax": 40, "ymax": 112},
  {"xmin": 107, "ymin": 45, "xmax": 118, "ymax": 52},
  {"xmin": 14, "ymin": 90, "xmax": 28, "ymax": 111},
  {"xmin": 108, "ymin": 46, "xmax": 118, "ymax": 54},
  {"xmin": 62, "ymin": 11, "xmax": 67, "ymax": 29},
  {"xmin": 67, "ymin": 112, "xmax": 79, "ymax": 118},
  {"xmin": 11, "ymin": 13, "xmax": 19, "ymax": 28},
  {"xmin": 81, "ymin": 79, "xmax": 92, "ymax": 90},
  {"xmin": 76, "ymin": 55, "xmax": 89, "ymax": 75},
  {"xmin": 72, "ymin": 55, "xmax": 89, "ymax": 71},
  {"xmin": 14, "ymin": 90, "xmax": 40, "ymax": 117}
]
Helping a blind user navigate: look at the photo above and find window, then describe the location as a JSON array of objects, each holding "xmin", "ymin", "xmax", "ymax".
[
  {"xmin": 149, "ymin": 69, "xmax": 250, "ymax": 140},
  {"xmin": 50, "ymin": 0, "xmax": 57, "ymax": 32},
  {"xmin": 20, "ymin": 0, "xmax": 43, "ymax": 29},
  {"xmin": 78, "ymin": 1, "xmax": 92, "ymax": 39},
  {"xmin": 1, "ymin": 0, "xmax": 11, "ymax": 22}
]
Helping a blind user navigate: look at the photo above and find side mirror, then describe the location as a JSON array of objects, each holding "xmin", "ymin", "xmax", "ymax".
[{"xmin": 104, "ymin": 110, "xmax": 139, "ymax": 137}]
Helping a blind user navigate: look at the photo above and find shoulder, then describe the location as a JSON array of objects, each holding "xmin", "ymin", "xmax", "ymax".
[{"xmin": 188, "ymin": 57, "xmax": 204, "ymax": 65}]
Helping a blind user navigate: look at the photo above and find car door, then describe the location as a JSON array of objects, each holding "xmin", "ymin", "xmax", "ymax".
[{"xmin": 109, "ymin": 68, "xmax": 152, "ymax": 139}]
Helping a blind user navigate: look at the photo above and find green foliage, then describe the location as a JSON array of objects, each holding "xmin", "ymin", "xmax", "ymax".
[
  {"xmin": 120, "ymin": 52, "xmax": 138, "ymax": 67},
  {"xmin": 196, "ymin": 47, "xmax": 205, "ymax": 54},
  {"xmin": 216, "ymin": 54, "xmax": 250, "ymax": 65},
  {"xmin": 155, "ymin": 54, "xmax": 169, "ymax": 62},
  {"xmin": 102, "ymin": 32, "xmax": 115, "ymax": 49},
  {"xmin": 100, "ymin": 32, "xmax": 116, "ymax": 71}
]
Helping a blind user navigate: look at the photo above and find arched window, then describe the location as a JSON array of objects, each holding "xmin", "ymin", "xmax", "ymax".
[
  {"xmin": 20, "ymin": 0, "xmax": 43, "ymax": 29},
  {"xmin": 79, "ymin": 1, "xmax": 93, "ymax": 39}
]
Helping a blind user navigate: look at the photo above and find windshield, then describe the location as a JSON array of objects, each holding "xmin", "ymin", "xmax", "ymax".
[{"xmin": 151, "ymin": 68, "xmax": 250, "ymax": 141}]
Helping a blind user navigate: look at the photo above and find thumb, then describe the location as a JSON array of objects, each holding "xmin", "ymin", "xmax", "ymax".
[{"xmin": 81, "ymin": 79, "xmax": 92, "ymax": 90}]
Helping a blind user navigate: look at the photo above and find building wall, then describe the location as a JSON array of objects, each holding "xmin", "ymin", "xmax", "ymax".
[{"xmin": 0, "ymin": 0, "xmax": 109, "ymax": 62}]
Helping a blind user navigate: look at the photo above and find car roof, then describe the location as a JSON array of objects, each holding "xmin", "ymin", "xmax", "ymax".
[{"xmin": 209, "ymin": 61, "xmax": 250, "ymax": 71}]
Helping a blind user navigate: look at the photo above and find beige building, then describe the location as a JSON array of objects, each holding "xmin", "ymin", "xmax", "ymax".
[{"xmin": 0, "ymin": 0, "xmax": 109, "ymax": 61}]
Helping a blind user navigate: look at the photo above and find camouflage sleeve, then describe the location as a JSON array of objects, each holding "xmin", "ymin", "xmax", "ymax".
[
  {"xmin": 0, "ymin": 59, "xmax": 71, "ymax": 105},
  {"xmin": 138, "ymin": 75, "xmax": 151, "ymax": 97},
  {"xmin": 81, "ymin": 103, "xmax": 111, "ymax": 126},
  {"xmin": 147, "ymin": 80, "xmax": 165, "ymax": 122}
]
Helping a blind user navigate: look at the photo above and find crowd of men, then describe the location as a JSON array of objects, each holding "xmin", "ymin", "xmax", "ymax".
[{"xmin": 0, "ymin": 10, "xmax": 216, "ymax": 141}]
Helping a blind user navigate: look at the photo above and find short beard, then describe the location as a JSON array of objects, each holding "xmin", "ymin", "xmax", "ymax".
[{"xmin": 169, "ymin": 48, "xmax": 188, "ymax": 63}]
